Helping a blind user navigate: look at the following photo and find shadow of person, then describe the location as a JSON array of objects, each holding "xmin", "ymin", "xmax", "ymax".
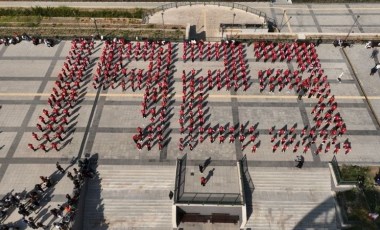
[
  {"xmin": 370, "ymin": 66, "xmax": 378, "ymax": 76},
  {"xmin": 206, "ymin": 168, "xmax": 215, "ymax": 182},
  {"xmin": 371, "ymin": 48, "xmax": 379, "ymax": 59},
  {"xmin": 203, "ymin": 157, "xmax": 212, "ymax": 170}
]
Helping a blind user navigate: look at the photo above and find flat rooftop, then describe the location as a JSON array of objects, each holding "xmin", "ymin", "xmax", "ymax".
[{"xmin": 184, "ymin": 165, "xmax": 240, "ymax": 194}]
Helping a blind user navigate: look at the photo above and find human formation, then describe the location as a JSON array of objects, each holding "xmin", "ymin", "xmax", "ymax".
[
  {"xmin": 183, "ymin": 41, "xmax": 250, "ymax": 91},
  {"xmin": 24, "ymin": 39, "xmax": 351, "ymax": 155},
  {"xmin": 91, "ymin": 38, "xmax": 175, "ymax": 151},
  {"xmin": 254, "ymin": 41, "xmax": 351, "ymax": 154},
  {"xmin": 28, "ymin": 38, "xmax": 94, "ymax": 152},
  {"xmin": 178, "ymin": 41, "xmax": 351, "ymax": 154}
]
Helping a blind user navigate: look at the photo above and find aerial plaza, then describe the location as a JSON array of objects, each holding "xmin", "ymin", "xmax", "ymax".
[{"xmin": 0, "ymin": 1, "xmax": 380, "ymax": 230}]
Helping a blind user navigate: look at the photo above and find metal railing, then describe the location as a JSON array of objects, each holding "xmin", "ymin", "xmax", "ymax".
[
  {"xmin": 142, "ymin": 1, "xmax": 276, "ymax": 26},
  {"xmin": 240, "ymin": 155, "xmax": 254, "ymax": 194},
  {"xmin": 174, "ymin": 154, "xmax": 187, "ymax": 202},
  {"xmin": 178, "ymin": 192, "xmax": 242, "ymax": 205},
  {"xmin": 331, "ymin": 156, "xmax": 357, "ymax": 185}
]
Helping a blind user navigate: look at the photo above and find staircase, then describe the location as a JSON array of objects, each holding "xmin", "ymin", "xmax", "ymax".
[
  {"xmin": 245, "ymin": 167, "xmax": 336, "ymax": 230},
  {"xmin": 83, "ymin": 165, "xmax": 175, "ymax": 230}
]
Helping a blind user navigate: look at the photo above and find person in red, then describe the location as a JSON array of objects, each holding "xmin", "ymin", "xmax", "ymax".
[
  {"xmin": 278, "ymin": 128, "xmax": 285, "ymax": 136},
  {"xmin": 136, "ymin": 142, "xmax": 142, "ymax": 151},
  {"xmin": 250, "ymin": 135, "xmax": 256, "ymax": 143},
  {"xmin": 53, "ymin": 107, "xmax": 60, "ymax": 116},
  {"xmin": 333, "ymin": 145, "xmax": 340, "ymax": 154},
  {"xmin": 32, "ymin": 132, "xmax": 39, "ymax": 141},
  {"xmin": 269, "ymin": 127, "xmax": 274, "ymax": 135},
  {"xmin": 339, "ymin": 126, "xmax": 347, "ymax": 136},
  {"xmin": 251, "ymin": 145, "xmax": 257, "ymax": 153},
  {"xmin": 57, "ymin": 124, "xmax": 65, "ymax": 133},
  {"xmin": 219, "ymin": 135, "xmax": 225, "ymax": 144},
  {"xmin": 272, "ymin": 144, "xmax": 278, "ymax": 153},
  {"xmin": 198, "ymin": 126, "xmax": 205, "ymax": 135},
  {"xmin": 28, "ymin": 143, "xmax": 36, "ymax": 151},
  {"xmin": 207, "ymin": 127, "xmax": 214, "ymax": 136},
  {"xmin": 36, "ymin": 123, "xmax": 44, "ymax": 131},
  {"xmin": 39, "ymin": 144, "xmax": 47, "ymax": 152},
  {"xmin": 63, "ymin": 108, "xmax": 70, "ymax": 117},
  {"xmin": 239, "ymin": 134, "xmax": 245, "ymax": 143},
  {"xmin": 146, "ymin": 141, "xmax": 151, "ymax": 151},
  {"xmin": 249, "ymin": 126, "xmax": 255, "ymax": 134},
  {"xmin": 327, "ymin": 95, "xmax": 335, "ymax": 106},
  {"xmin": 43, "ymin": 133, "xmax": 51, "ymax": 142},
  {"xmin": 61, "ymin": 116, "xmax": 68, "ymax": 125},
  {"xmin": 303, "ymin": 144, "xmax": 310, "ymax": 153},
  {"xmin": 229, "ymin": 126, "xmax": 235, "ymax": 134},
  {"xmin": 55, "ymin": 132, "xmax": 63, "ymax": 141},
  {"xmin": 50, "ymin": 116, "xmax": 57, "ymax": 124},
  {"xmin": 201, "ymin": 177, "xmax": 207, "ymax": 186},
  {"xmin": 39, "ymin": 116, "xmax": 46, "ymax": 124},
  {"xmin": 51, "ymin": 142, "xmax": 59, "ymax": 151},
  {"xmin": 293, "ymin": 143, "xmax": 299, "ymax": 153},
  {"xmin": 137, "ymin": 127, "xmax": 143, "ymax": 136},
  {"xmin": 199, "ymin": 135, "xmax": 204, "ymax": 143},
  {"xmin": 132, "ymin": 134, "xmax": 140, "ymax": 144},
  {"xmin": 344, "ymin": 145, "xmax": 351, "ymax": 154}
]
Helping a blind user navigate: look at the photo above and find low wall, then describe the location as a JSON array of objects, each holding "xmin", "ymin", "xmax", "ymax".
[{"xmin": 229, "ymin": 32, "xmax": 380, "ymax": 42}]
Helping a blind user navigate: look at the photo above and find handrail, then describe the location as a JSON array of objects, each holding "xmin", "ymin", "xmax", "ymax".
[
  {"xmin": 142, "ymin": 1, "xmax": 276, "ymax": 26},
  {"xmin": 238, "ymin": 158, "xmax": 246, "ymax": 204},
  {"xmin": 178, "ymin": 192, "xmax": 243, "ymax": 205},
  {"xmin": 173, "ymin": 158, "xmax": 181, "ymax": 202}
]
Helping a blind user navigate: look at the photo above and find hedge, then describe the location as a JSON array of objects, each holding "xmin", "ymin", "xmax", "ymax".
[{"xmin": 0, "ymin": 6, "xmax": 145, "ymax": 18}]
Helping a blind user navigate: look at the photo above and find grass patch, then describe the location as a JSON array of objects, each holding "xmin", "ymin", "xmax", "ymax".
[
  {"xmin": 337, "ymin": 189, "xmax": 379, "ymax": 229},
  {"xmin": 0, "ymin": 6, "xmax": 146, "ymax": 19},
  {"xmin": 336, "ymin": 165, "xmax": 380, "ymax": 229},
  {"xmin": 0, "ymin": 16, "xmax": 41, "ymax": 23},
  {"xmin": 339, "ymin": 165, "xmax": 369, "ymax": 181}
]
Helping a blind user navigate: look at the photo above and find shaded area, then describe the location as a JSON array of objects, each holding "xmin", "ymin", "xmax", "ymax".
[
  {"xmin": 72, "ymin": 153, "xmax": 107, "ymax": 230},
  {"xmin": 240, "ymin": 155, "xmax": 254, "ymax": 219}
]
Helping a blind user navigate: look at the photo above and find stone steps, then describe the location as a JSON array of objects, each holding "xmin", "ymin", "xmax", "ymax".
[
  {"xmin": 250, "ymin": 168, "xmax": 331, "ymax": 192},
  {"xmin": 245, "ymin": 167, "xmax": 336, "ymax": 229},
  {"xmin": 83, "ymin": 166, "xmax": 175, "ymax": 229}
]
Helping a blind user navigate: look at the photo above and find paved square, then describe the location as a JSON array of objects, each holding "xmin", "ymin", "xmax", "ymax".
[{"xmin": 0, "ymin": 2, "xmax": 380, "ymax": 229}]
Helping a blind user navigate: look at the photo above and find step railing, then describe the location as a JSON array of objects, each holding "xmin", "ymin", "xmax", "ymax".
[{"xmin": 178, "ymin": 192, "xmax": 242, "ymax": 205}]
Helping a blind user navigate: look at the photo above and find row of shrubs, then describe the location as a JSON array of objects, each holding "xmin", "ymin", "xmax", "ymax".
[{"xmin": 0, "ymin": 6, "xmax": 145, "ymax": 18}]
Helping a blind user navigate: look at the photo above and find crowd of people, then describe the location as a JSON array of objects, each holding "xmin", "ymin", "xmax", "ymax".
[
  {"xmin": 176, "ymin": 41, "xmax": 350, "ymax": 154},
  {"xmin": 91, "ymin": 38, "xmax": 175, "ymax": 150},
  {"xmin": 177, "ymin": 67, "xmax": 260, "ymax": 152},
  {"xmin": 255, "ymin": 41, "xmax": 350, "ymax": 154},
  {"xmin": 22, "ymin": 38, "xmax": 350, "ymax": 155},
  {"xmin": 0, "ymin": 158, "xmax": 95, "ymax": 230},
  {"xmin": 177, "ymin": 41, "xmax": 258, "ymax": 152},
  {"xmin": 183, "ymin": 41, "xmax": 249, "ymax": 91},
  {"xmin": 28, "ymin": 38, "xmax": 94, "ymax": 152},
  {"xmin": 0, "ymin": 34, "xmax": 57, "ymax": 47}
]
